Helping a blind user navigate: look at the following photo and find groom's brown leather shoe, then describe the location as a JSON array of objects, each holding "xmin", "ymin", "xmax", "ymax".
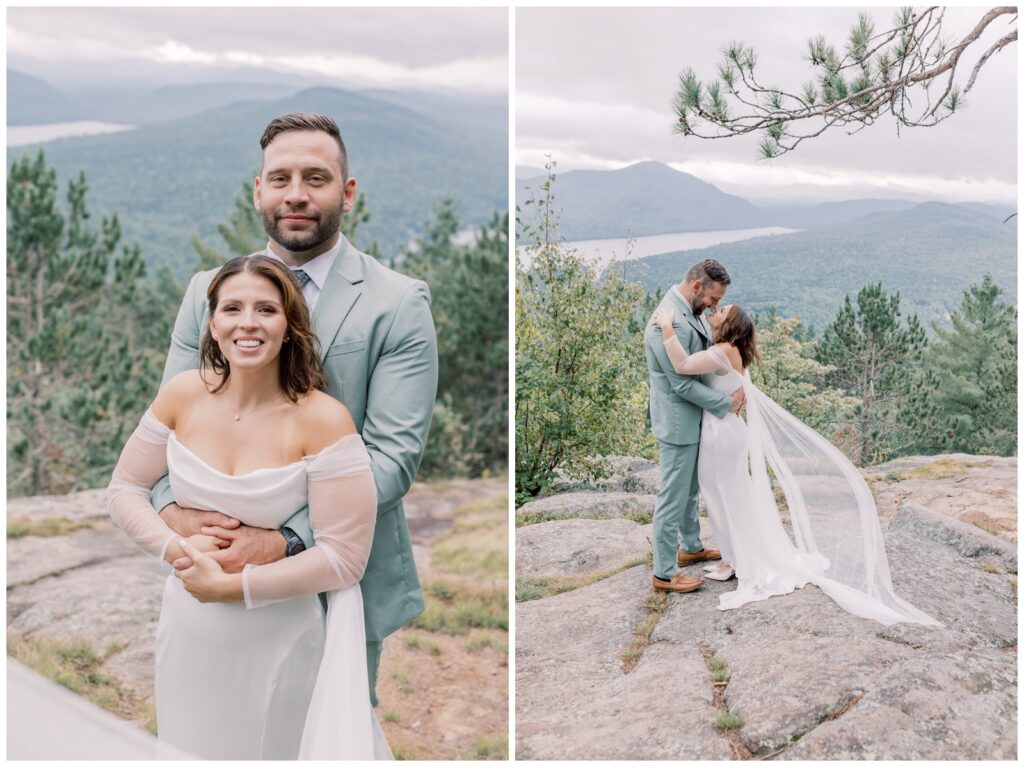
[
  {"xmin": 652, "ymin": 573, "xmax": 704, "ymax": 592},
  {"xmin": 677, "ymin": 547, "xmax": 722, "ymax": 566}
]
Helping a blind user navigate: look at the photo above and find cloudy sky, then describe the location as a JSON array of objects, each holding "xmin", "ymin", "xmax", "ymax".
[
  {"xmin": 517, "ymin": 7, "xmax": 1017, "ymax": 204},
  {"xmin": 7, "ymin": 7, "xmax": 508, "ymax": 94}
]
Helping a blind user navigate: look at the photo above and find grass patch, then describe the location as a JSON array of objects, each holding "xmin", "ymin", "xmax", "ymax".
[
  {"xmin": 414, "ymin": 495, "xmax": 508, "ymax": 636},
  {"xmin": 901, "ymin": 458, "xmax": 989, "ymax": 480},
  {"xmin": 712, "ymin": 668, "xmax": 731, "ymax": 683},
  {"xmin": 7, "ymin": 516, "xmax": 92, "ymax": 538},
  {"xmin": 465, "ymin": 634, "xmax": 507, "ymax": 654},
  {"xmin": 621, "ymin": 591, "xmax": 668, "ymax": 672},
  {"xmin": 382, "ymin": 710, "xmax": 400, "ymax": 723},
  {"xmin": 432, "ymin": 497, "xmax": 507, "ymax": 579},
  {"xmin": 515, "ymin": 510, "xmax": 562, "ymax": 527},
  {"xmin": 474, "ymin": 734, "xmax": 508, "ymax": 760},
  {"xmin": 708, "ymin": 656, "xmax": 728, "ymax": 672},
  {"xmin": 622, "ymin": 509, "xmax": 653, "ymax": 524},
  {"xmin": 393, "ymin": 744, "xmax": 426, "ymax": 760},
  {"xmin": 403, "ymin": 636, "xmax": 421, "ymax": 650},
  {"xmin": 980, "ymin": 561, "xmax": 1001, "ymax": 574},
  {"xmin": 428, "ymin": 581, "xmax": 457, "ymax": 602},
  {"xmin": 883, "ymin": 471, "xmax": 905, "ymax": 482},
  {"xmin": 716, "ymin": 709, "xmax": 744, "ymax": 730},
  {"xmin": 7, "ymin": 633, "xmax": 151, "ymax": 730},
  {"xmin": 390, "ymin": 670, "xmax": 412, "ymax": 694},
  {"xmin": 516, "ymin": 555, "xmax": 649, "ymax": 602},
  {"xmin": 413, "ymin": 588, "xmax": 508, "ymax": 634}
]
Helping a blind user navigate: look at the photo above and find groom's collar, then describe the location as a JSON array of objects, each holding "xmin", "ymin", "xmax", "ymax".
[
  {"xmin": 330, "ymin": 234, "xmax": 367, "ymax": 285},
  {"xmin": 671, "ymin": 285, "xmax": 691, "ymax": 312},
  {"xmin": 671, "ymin": 285, "xmax": 695, "ymax": 318},
  {"xmin": 263, "ymin": 239, "xmax": 340, "ymax": 291}
]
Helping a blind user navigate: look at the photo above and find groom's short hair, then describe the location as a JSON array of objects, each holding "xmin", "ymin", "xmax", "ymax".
[
  {"xmin": 259, "ymin": 112, "xmax": 349, "ymax": 181},
  {"xmin": 686, "ymin": 259, "xmax": 731, "ymax": 287}
]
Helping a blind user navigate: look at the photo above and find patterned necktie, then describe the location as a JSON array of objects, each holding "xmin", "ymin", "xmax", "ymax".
[{"xmin": 292, "ymin": 269, "xmax": 311, "ymax": 288}]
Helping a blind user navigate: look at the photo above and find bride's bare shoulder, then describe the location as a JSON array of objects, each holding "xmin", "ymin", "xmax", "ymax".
[
  {"xmin": 150, "ymin": 369, "xmax": 208, "ymax": 428},
  {"xmin": 297, "ymin": 390, "xmax": 357, "ymax": 454}
]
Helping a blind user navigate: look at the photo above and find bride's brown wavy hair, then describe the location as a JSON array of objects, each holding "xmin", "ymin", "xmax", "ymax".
[
  {"xmin": 714, "ymin": 304, "xmax": 761, "ymax": 369},
  {"xmin": 200, "ymin": 255, "xmax": 326, "ymax": 400}
]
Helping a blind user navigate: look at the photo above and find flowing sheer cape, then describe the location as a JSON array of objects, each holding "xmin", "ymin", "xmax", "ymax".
[
  {"xmin": 658, "ymin": 334, "xmax": 938, "ymax": 627},
  {"xmin": 740, "ymin": 371, "xmax": 939, "ymax": 627}
]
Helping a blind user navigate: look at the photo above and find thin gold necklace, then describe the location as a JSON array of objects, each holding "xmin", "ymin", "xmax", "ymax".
[{"xmin": 232, "ymin": 396, "xmax": 285, "ymax": 422}]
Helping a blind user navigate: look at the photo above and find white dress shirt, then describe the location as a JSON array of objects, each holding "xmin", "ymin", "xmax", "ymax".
[{"xmin": 264, "ymin": 238, "xmax": 341, "ymax": 313}]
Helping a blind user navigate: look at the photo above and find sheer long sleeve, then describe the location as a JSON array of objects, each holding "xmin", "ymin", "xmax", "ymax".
[
  {"xmin": 663, "ymin": 335, "xmax": 732, "ymax": 376},
  {"xmin": 242, "ymin": 435, "xmax": 377, "ymax": 609},
  {"xmin": 106, "ymin": 409, "xmax": 178, "ymax": 562}
]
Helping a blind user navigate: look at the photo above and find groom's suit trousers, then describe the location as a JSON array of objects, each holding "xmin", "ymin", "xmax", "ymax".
[{"xmin": 652, "ymin": 440, "xmax": 702, "ymax": 580}]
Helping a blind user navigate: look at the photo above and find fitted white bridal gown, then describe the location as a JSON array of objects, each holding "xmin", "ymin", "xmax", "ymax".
[
  {"xmin": 661, "ymin": 335, "xmax": 938, "ymax": 627},
  {"xmin": 107, "ymin": 409, "xmax": 393, "ymax": 759}
]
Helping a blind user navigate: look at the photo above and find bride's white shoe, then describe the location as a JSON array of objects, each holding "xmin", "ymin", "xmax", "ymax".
[{"xmin": 705, "ymin": 565, "xmax": 735, "ymax": 581}]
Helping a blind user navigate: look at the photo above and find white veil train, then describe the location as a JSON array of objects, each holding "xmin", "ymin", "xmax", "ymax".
[{"xmin": 740, "ymin": 370, "xmax": 940, "ymax": 627}]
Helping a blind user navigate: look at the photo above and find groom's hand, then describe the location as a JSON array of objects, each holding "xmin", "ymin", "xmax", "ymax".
[
  {"xmin": 729, "ymin": 387, "xmax": 745, "ymax": 414},
  {"xmin": 159, "ymin": 502, "xmax": 241, "ymax": 538},
  {"xmin": 197, "ymin": 524, "xmax": 287, "ymax": 573}
]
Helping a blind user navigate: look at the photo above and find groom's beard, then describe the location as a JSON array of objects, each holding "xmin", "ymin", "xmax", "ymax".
[{"xmin": 262, "ymin": 205, "xmax": 343, "ymax": 254}]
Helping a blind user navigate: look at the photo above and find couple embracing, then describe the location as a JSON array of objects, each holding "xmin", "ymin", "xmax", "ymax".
[
  {"xmin": 644, "ymin": 259, "xmax": 937, "ymax": 626},
  {"xmin": 107, "ymin": 113, "xmax": 436, "ymax": 759}
]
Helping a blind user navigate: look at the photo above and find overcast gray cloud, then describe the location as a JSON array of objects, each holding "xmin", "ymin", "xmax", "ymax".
[
  {"xmin": 8, "ymin": 7, "xmax": 508, "ymax": 93},
  {"xmin": 517, "ymin": 7, "xmax": 1016, "ymax": 203}
]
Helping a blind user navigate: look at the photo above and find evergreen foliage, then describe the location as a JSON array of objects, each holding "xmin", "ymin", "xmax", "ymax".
[
  {"xmin": 401, "ymin": 200, "xmax": 509, "ymax": 478},
  {"xmin": 672, "ymin": 8, "xmax": 1017, "ymax": 157},
  {"xmin": 7, "ymin": 151, "xmax": 164, "ymax": 495},
  {"xmin": 903, "ymin": 276, "xmax": 1017, "ymax": 456},
  {"xmin": 815, "ymin": 283, "xmax": 926, "ymax": 465},
  {"xmin": 515, "ymin": 165, "xmax": 653, "ymax": 503}
]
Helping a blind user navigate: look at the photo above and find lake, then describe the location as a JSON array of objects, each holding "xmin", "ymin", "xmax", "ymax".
[
  {"xmin": 7, "ymin": 121, "xmax": 135, "ymax": 147},
  {"xmin": 566, "ymin": 227, "xmax": 801, "ymax": 267},
  {"xmin": 518, "ymin": 226, "xmax": 801, "ymax": 270}
]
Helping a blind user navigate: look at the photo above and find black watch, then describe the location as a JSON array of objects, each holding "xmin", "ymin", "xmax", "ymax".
[{"xmin": 281, "ymin": 526, "xmax": 306, "ymax": 557}]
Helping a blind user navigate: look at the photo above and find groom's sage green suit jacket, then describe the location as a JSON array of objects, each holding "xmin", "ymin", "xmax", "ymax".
[
  {"xmin": 150, "ymin": 235, "xmax": 438, "ymax": 642},
  {"xmin": 644, "ymin": 288, "xmax": 731, "ymax": 442}
]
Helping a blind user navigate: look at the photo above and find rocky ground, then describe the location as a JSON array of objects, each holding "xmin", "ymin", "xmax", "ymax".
[
  {"xmin": 515, "ymin": 455, "xmax": 1017, "ymax": 760},
  {"xmin": 7, "ymin": 476, "xmax": 509, "ymax": 760}
]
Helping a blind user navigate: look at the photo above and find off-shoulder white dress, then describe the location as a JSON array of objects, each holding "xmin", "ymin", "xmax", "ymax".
[{"xmin": 107, "ymin": 410, "xmax": 392, "ymax": 759}]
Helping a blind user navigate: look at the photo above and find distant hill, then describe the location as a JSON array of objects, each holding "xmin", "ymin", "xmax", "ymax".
[
  {"xmin": 516, "ymin": 165, "xmax": 546, "ymax": 180},
  {"xmin": 518, "ymin": 161, "xmax": 763, "ymax": 239},
  {"xmin": 616, "ymin": 202, "xmax": 1017, "ymax": 331},
  {"xmin": 70, "ymin": 81, "xmax": 305, "ymax": 125},
  {"xmin": 517, "ymin": 160, "xmax": 1017, "ymax": 240},
  {"xmin": 7, "ymin": 70, "xmax": 92, "ymax": 125},
  {"xmin": 8, "ymin": 85, "xmax": 507, "ymax": 278}
]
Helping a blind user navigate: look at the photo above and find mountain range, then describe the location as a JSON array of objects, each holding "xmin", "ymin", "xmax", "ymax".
[
  {"xmin": 614, "ymin": 200, "xmax": 1017, "ymax": 331},
  {"xmin": 8, "ymin": 71, "xmax": 507, "ymax": 277},
  {"xmin": 517, "ymin": 161, "xmax": 1015, "ymax": 240}
]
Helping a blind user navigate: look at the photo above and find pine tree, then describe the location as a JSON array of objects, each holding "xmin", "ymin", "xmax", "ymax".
[
  {"xmin": 401, "ymin": 199, "xmax": 509, "ymax": 477},
  {"xmin": 815, "ymin": 282, "xmax": 926, "ymax": 465},
  {"xmin": 903, "ymin": 275, "xmax": 1017, "ymax": 456},
  {"xmin": 7, "ymin": 151, "xmax": 159, "ymax": 495},
  {"xmin": 516, "ymin": 164, "xmax": 652, "ymax": 502}
]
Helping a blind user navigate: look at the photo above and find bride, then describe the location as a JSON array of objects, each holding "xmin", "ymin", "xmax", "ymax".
[
  {"xmin": 652, "ymin": 305, "xmax": 938, "ymax": 627},
  {"xmin": 107, "ymin": 254, "xmax": 391, "ymax": 759}
]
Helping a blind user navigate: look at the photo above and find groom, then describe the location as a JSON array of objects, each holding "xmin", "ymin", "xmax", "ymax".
[
  {"xmin": 150, "ymin": 112, "xmax": 438, "ymax": 705},
  {"xmin": 644, "ymin": 258, "xmax": 742, "ymax": 592}
]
